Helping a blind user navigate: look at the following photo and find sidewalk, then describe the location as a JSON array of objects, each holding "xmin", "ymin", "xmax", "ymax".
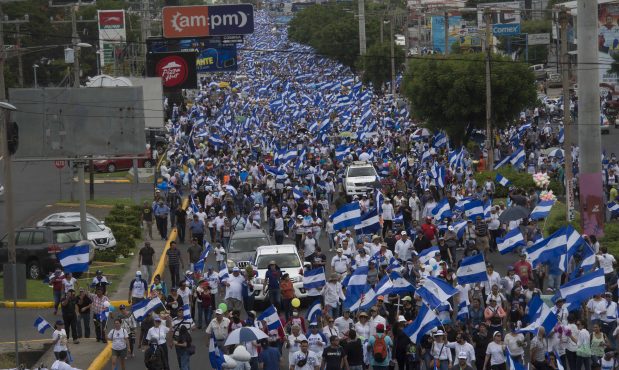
[{"xmin": 34, "ymin": 238, "xmax": 168, "ymax": 370}]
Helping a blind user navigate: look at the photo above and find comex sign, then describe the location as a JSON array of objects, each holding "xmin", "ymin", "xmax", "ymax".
[
  {"xmin": 162, "ymin": 4, "xmax": 255, "ymax": 38},
  {"xmin": 492, "ymin": 23, "xmax": 521, "ymax": 37}
]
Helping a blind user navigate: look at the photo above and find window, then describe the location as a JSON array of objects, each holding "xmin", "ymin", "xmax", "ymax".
[
  {"xmin": 256, "ymin": 253, "xmax": 301, "ymax": 269},
  {"xmin": 228, "ymin": 237, "xmax": 270, "ymax": 253},
  {"xmin": 16, "ymin": 232, "xmax": 32, "ymax": 245},
  {"xmin": 347, "ymin": 167, "xmax": 377, "ymax": 177},
  {"xmin": 31, "ymin": 232, "xmax": 45, "ymax": 244},
  {"xmin": 53, "ymin": 230, "xmax": 82, "ymax": 243}
]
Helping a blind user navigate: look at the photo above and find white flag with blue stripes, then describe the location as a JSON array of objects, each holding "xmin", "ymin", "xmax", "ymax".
[
  {"xmin": 182, "ymin": 303, "xmax": 191, "ymax": 320},
  {"xmin": 431, "ymin": 198, "xmax": 452, "ymax": 220},
  {"xmin": 526, "ymin": 227, "xmax": 566, "ymax": 269},
  {"xmin": 557, "ymin": 269, "xmax": 605, "ymax": 306},
  {"xmin": 354, "ymin": 208, "xmax": 381, "ymax": 234},
  {"xmin": 608, "ymin": 201, "xmax": 619, "ymax": 217},
  {"xmin": 57, "ymin": 244, "xmax": 90, "ymax": 273},
  {"xmin": 132, "ymin": 297, "xmax": 164, "ymax": 322},
  {"xmin": 306, "ymin": 299, "xmax": 322, "ymax": 323},
  {"xmin": 257, "ymin": 305, "xmax": 282, "ymax": 331},
  {"xmin": 34, "ymin": 316, "xmax": 51, "ymax": 334},
  {"xmin": 456, "ymin": 253, "xmax": 488, "ymax": 285},
  {"xmin": 403, "ymin": 304, "xmax": 441, "ymax": 343},
  {"xmin": 303, "ymin": 267, "xmax": 326, "ymax": 290},
  {"xmin": 495, "ymin": 173, "xmax": 510, "ymax": 187},
  {"xmin": 418, "ymin": 246, "xmax": 440, "ymax": 265}
]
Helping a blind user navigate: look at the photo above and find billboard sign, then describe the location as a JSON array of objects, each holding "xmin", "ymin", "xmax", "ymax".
[
  {"xmin": 477, "ymin": 1, "xmax": 521, "ymax": 27},
  {"xmin": 162, "ymin": 4, "xmax": 255, "ymax": 38},
  {"xmin": 197, "ymin": 45, "xmax": 238, "ymax": 72},
  {"xmin": 492, "ymin": 23, "xmax": 520, "ymax": 36},
  {"xmin": 599, "ymin": 2, "xmax": 619, "ymax": 88},
  {"xmin": 98, "ymin": 10, "xmax": 126, "ymax": 67},
  {"xmin": 527, "ymin": 33, "xmax": 550, "ymax": 45},
  {"xmin": 147, "ymin": 52, "xmax": 198, "ymax": 91},
  {"xmin": 146, "ymin": 36, "xmax": 243, "ymax": 53},
  {"xmin": 431, "ymin": 15, "xmax": 463, "ymax": 53}
]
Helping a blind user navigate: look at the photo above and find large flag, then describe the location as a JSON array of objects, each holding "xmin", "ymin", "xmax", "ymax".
[
  {"xmin": 497, "ymin": 228, "xmax": 525, "ymax": 255},
  {"xmin": 506, "ymin": 347, "xmax": 526, "ymax": 370},
  {"xmin": 218, "ymin": 265, "xmax": 229, "ymax": 282},
  {"xmin": 524, "ymin": 294, "xmax": 544, "ymax": 324},
  {"xmin": 387, "ymin": 271, "xmax": 415, "ymax": 295},
  {"xmin": 132, "ymin": 297, "xmax": 164, "ymax": 322},
  {"xmin": 209, "ymin": 333, "xmax": 225, "ymax": 370},
  {"xmin": 456, "ymin": 253, "xmax": 488, "ymax": 285},
  {"xmin": 608, "ymin": 201, "xmax": 619, "ymax": 218},
  {"xmin": 526, "ymin": 228, "xmax": 566, "ymax": 268},
  {"xmin": 418, "ymin": 246, "xmax": 440, "ymax": 265},
  {"xmin": 182, "ymin": 304, "xmax": 191, "ymax": 320},
  {"xmin": 306, "ymin": 299, "xmax": 322, "ymax": 323},
  {"xmin": 416, "ymin": 276, "xmax": 458, "ymax": 309},
  {"xmin": 557, "ymin": 269, "xmax": 605, "ymax": 307},
  {"xmin": 303, "ymin": 267, "xmax": 326, "ymax": 290},
  {"xmin": 330, "ymin": 202, "xmax": 362, "ymax": 230},
  {"xmin": 34, "ymin": 316, "xmax": 52, "ymax": 334},
  {"xmin": 463, "ymin": 199, "xmax": 485, "ymax": 220},
  {"xmin": 530, "ymin": 200, "xmax": 555, "ymax": 220},
  {"xmin": 403, "ymin": 304, "xmax": 441, "ymax": 343},
  {"xmin": 57, "ymin": 245, "xmax": 90, "ymax": 273},
  {"xmin": 257, "ymin": 305, "xmax": 283, "ymax": 331},
  {"xmin": 431, "ymin": 198, "xmax": 452, "ymax": 221},
  {"xmin": 193, "ymin": 242, "xmax": 212, "ymax": 273},
  {"xmin": 354, "ymin": 208, "xmax": 381, "ymax": 234},
  {"xmin": 517, "ymin": 303, "xmax": 558, "ymax": 337}
]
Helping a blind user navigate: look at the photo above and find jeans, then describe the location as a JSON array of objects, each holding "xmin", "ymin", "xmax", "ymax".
[
  {"xmin": 143, "ymin": 221, "xmax": 153, "ymax": 240},
  {"xmin": 169, "ymin": 264, "xmax": 180, "ymax": 288},
  {"xmin": 177, "ymin": 222, "xmax": 186, "ymax": 243},
  {"xmin": 142, "ymin": 264, "xmax": 154, "ymax": 285},
  {"xmin": 63, "ymin": 315, "xmax": 78, "ymax": 341},
  {"xmin": 243, "ymin": 295, "xmax": 255, "ymax": 314},
  {"xmin": 576, "ymin": 355, "xmax": 591, "ymax": 370},
  {"xmin": 156, "ymin": 216, "xmax": 168, "ymax": 239},
  {"xmin": 268, "ymin": 288, "xmax": 281, "ymax": 309},
  {"xmin": 567, "ymin": 350, "xmax": 578, "ymax": 370},
  {"xmin": 197, "ymin": 305, "xmax": 212, "ymax": 328},
  {"xmin": 282, "ymin": 298, "xmax": 292, "ymax": 321},
  {"xmin": 93, "ymin": 317, "xmax": 107, "ymax": 342},
  {"xmin": 274, "ymin": 230, "xmax": 284, "ymax": 245},
  {"xmin": 53, "ymin": 290, "xmax": 62, "ymax": 313},
  {"xmin": 77, "ymin": 312, "xmax": 90, "ymax": 338},
  {"xmin": 548, "ymin": 274, "xmax": 561, "ymax": 291},
  {"xmin": 175, "ymin": 347, "xmax": 190, "ymax": 370},
  {"xmin": 222, "ymin": 237, "xmax": 230, "ymax": 250}
]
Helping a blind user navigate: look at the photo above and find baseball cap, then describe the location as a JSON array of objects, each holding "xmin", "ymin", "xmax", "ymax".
[
  {"xmin": 434, "ymin": 330, "xmax": 444, "ymax": 336},
  {"xmin": 153, "ymin": 315, "xmax": 162, "ymax": 322},
  {"xmin": 336, "ymin": 248, "xmax": 343, "ymax": 253},
  {"xmin": 346, "ymin": 230, "xmax": 351, "ymax": 235},
  {"xmin": 232, "ymin": 267, "xmax": 240, "ymax": 272},
  {"xmin": 458, "ymin": 352, "xmax": 468, "ymax": 359},
  {"xmin": 136, "ymin": 270, "xmax": 142, "ymax": 275},
  {"xmin": 215, "ymin": 309, "xmax": 223, "ymax": 315},
  {"xmin": 398, "ymin": 315, "xmax": 406, "ymax": 323},
  {"xmin": 376, "ymin": 324, "xmax": 385, "ymax": 332},
  {"xmin": 401, "ymin": 231, "xmax": 407, "ymax": 236},
  {"xmin": 402, "ymin": 296, "xmax": 412, "ymax": 302}
]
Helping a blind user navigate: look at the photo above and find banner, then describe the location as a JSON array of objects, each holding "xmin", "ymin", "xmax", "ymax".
[
  {"xmin": 431, "ymin": 15, "xmax": 462, "ymax": 54},
  {"xmin": 146, "ymin": 52, "xmax": 198, "ymax": 91},
  {"xmin": 599, "ymin": 2, "xmax": 619, "ymax": 88},
  {"xmin": 98, "ymin": 10, "xmax": 126, "ymax": 67},
  {"xmin": 197, "ymin": 45, "xmax": 238, "ymax": 72}
]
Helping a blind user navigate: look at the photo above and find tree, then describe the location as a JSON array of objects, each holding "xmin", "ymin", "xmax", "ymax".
[
  {"xmin": 402, "ymin": 53, "xmax": 536, "ymax": 144},
  {"xmin": 358, "ymin": 41, "xmax": 405, "ymax": 90}
]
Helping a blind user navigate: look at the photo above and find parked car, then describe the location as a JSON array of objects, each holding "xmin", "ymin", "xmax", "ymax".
[
  {"xmin": 42, "ymin": 218, "xmax": 116, "ymax": 250},
  {"xmin": 251, "ymin": 244, "xmax": 307, "ymax": 305},
  {"xmin": 226, "ymin": 230, "xmax": 271, "ymax": 269},
  {"xmin": 547, "ymin": 73, "xmax": 562, "ymax": 88},
  {"xmin": 91, "ymin": 150, "xmax": 154, "ymax": 173},
  {"xmin": 529, "ymin": 64, "xmax": 547, "ymax": 80},
  {"xmin": 0, "ymin": 226, "xmax": 95, "ymax": 279},
  {"xmin": 37, "ymin": 212, "xmax": 103, "ymax": 227}
]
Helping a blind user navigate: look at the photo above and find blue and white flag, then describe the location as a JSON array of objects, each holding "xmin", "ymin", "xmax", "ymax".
[
  {"xmin": 506, "ymin": 348, "xmax": 526, "ymax": 370},
  {"xmin": 257, "ymin": 305, "xmax": 282, "ymax": 331},
  {"xmin": 375, "ymin": 190, "xmax": 385, "ymax": 216},
  {"xmin": 497, "ymin": 228, "xmax": 525, "ymax": 255},
  {"xmin": 182, "ymin": 303, "xmax": 191, "ymax": 320},
  {"xmin": 530, "ymin": 200, "xmax": 555, "ymax": 220},
  {"xmin": 335, "ymin": 145, "xmax": 351, "ymax": 160},
  {"xmin": 557, "ymin": 269, "xmax": 605, "ymax": 306},
  {"xmin": 132, "ymin": 297, "xmax": 164, "ymax": 322},
  {"xmin": 524, "ymin": 294, "xmax": 544, "ymax": 324},
  {"xmin": 343, "ymin": 284, "xmax": 371, "ymax": 310},
  {"xmin": 225, "ymin": 185, "xmax": 238, "ymax": 197},
  {"xmin": 403, "ymin": 304, "xmax": 441, "ymax": 343},
  {"xmin": 456, "ymin": 253, "xmax": 488, "ymax": 285},
  {"xmin": 418, "ymin": 246, "xmax": 440, "ymax": 265},
  {"xmin": 431, "ymin": 198, "xmax": 452, "ymax": 221},
  {"xmin": 347, "ymin": 266, "xmax": 369, "ymax": 287},
  {"xmin": 452, "ymin": 220, "xmax": 468, "ymax": 239},
  {"xmin": 57, "ymin": 245, "xmax": 90, "ymax": 273},
  {"xmin": 510, "ymin": 147, "xmax": 526, "ymax": 168},
  {"xmin": 493, "ymin": 154, "xmax": 511, "ymax": 170},
  {"xmin": 306, "ymin": 299, "xmax": 322, "ymax": 323},
  {"xmin": 354, "ymin": 208, "xmax": 381, "ymax": 234},
  {"xmin": 218, "ymin": 265, "xmax": 229, "ymax": 282},
  {"xmin": 97, "ymin": 307, "xmax": 110, "ymax": 322},
  {"xmin": 330, "ymin": 202, "xmax": 362, "ymax": 230},
  {"xmin": 526, "ymin": 228, "xmax": 566, "ymax": 268},
  {"xmin": 416, "ymin": 275, "xmax": 458, "ymax": 309},
  {"xmin": 34, "ymin": 316, "xmax": 51, "ymax": 334},
  {"xmin": 495, "ymin": 173, "xmax": 511, "ymax": 187},
  {"xmin": 303, "ymin": 267, "xmax": 326, "ymax": 290},
  {"xmin": 293, "ymin": 188, "xmax": 304, "ymax": 200},
  {"xmin": 209, "ymin": 334, "xmax": 225, "ymax": 370},
  {"xmin": 608, "ymin": 201, "xmax": 619, "ymax": 217},
  {"xmin": 387, "ymin": 271, "xmax": 416, "ymax": 295},
  {"xmin": 193, "ymin": 242, "xmax": 212, "ymax": 273},
  {"xmin": 463, "ymin": 199, "xmax": 485, "ymax": 221},
  {"xmin": 517, "ymin": 303, "xmax": 558, "ymax": 337},
  {"xmin": 432, "ymin": 132, "xmax": 448, "ymax": 149}
]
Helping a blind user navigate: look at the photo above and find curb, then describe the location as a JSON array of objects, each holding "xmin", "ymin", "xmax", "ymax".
[
  {"xmin": 0, "ymin": 300, "xmax": 129, "ymax": 309},
  {"xmin": 54, "ymin": 202, "xmax": 115, "ymax": 209}
]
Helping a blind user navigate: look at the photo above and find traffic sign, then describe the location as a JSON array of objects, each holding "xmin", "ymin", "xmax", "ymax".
[
  {"xmin": 54, "ymin": 160, "xmax": 66, "ymax": 169},
  {"xmin": 528, "ymin": 33, "xmax": 550, "ymax": 45},
  {"xmin": 162, "ymin": 4, "xmax": 254, "ymax": 38},
  {"xmin": 492, "ymin": 23, "xmax": 521, "ymax": 37}
]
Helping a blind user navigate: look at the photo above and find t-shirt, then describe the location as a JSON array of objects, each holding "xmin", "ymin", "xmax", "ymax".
[
  {"xmin": 108, "ymin": 328, "xmax": 128, "ymax": 350},
  {"xmin": 291, "ymin": 350, "xmax": 319, "ymax": 370},
  {"xmin": 51, "ymin": 360, "xmax": 78, "ymax": 370},
  {"xmin": 53, "ymin": 329, "xmax": 68, "ymax": 352},
  {"xmin": 139, "ymin": 247, "xmax": 155, "ymax": 266},
  {"xmin": 258, "ymin": 346, "xmax": 281, "ymax": 370},
  {"xmin": 485, "ymin": 342, "xmax": 505, "ymax": 365},
  {"xmin": 62, "ymin": 277, "xmax": 77, "ymax": 293},
  {"xmin": 146, "ymin": 325, "xmax": 169, "ymax": 345},
  {"xmin": 322, "ymin": 345, "xmax": 344, "ymax": 370},
  {"xmin": 265, "ymin": 269, "xmax": 282, "ymax": 289},
  {"xmin": 343, "ymin": 339, "xmax": 364, "ymax": 366}
]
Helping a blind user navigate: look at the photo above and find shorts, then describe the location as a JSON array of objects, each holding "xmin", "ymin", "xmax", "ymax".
[{"xmin": 112, "ymin": 348, "xmax": 128, "ymax": 358}]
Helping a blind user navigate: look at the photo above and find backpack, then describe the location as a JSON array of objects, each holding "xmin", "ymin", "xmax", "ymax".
[
  {"xmin": 373, "ymin": 334, "xmax": 388, "ymax": 363},
  {"xmin": 144, "ymin": 346, "xmax": 165, "ymax": 370}
]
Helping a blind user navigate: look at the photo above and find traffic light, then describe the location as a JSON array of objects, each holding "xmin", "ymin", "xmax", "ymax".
[{"xmin": 6, "ymin": 121, "xmax": 18, "ymax": 156}]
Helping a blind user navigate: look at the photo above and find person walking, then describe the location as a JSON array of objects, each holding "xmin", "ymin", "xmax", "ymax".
[
  {"xmin": 91, "ymin": 287, "xmax": 110, "ymax": 343},
  {"xmin": 188, "ymin": 214, "xmax": 206, "ymax": 247},
  {"xmin": 154, "ymin": 199, "xmax": 171, "ymax": 240},
  {"xmin": 368, "ymin": 323, "xmax": 392, "ymax": 370},
  {"xmin": 128, "ymin": 270, "xmax": 148, "ymax": 305},
  {"xmin": 76, "ymin": 287, "xmax": 92, "ymax": 339},
  {"xmin": 108, "ymin": 318, "xmax": 129, "ymax": 370},
  {"xmin": 263, "ymin": 260, "xmax": 282, "ymax": 309},
  {"xmin": 167, "ymin": 188, "xmax": 182, "ymax": 227},
  {"xmin": 173, "ymin": 325, "xmax": 193, "ymax": 370},
  {"xmin": 187, "ymin": 238, "xmax": 204, "ymax": 272},
  {"xmin": 117, "ymin": 304, "xmax": 138, "ymax": 357},
  {"xmin": 139, "ymin": 242, "xmax": 156, "ymax": 284},
  {"xmin": 167, "ymin": 241, "xmax": 184, "ymax": 288},
  {"xmin": 176, "ymin": 204, "xmax": 187, "ymax": 244},
  {"xmin": 146, "ymin": 315, "xmax": 172, "ymax": 370},
  {"xmin": 60, "ymin": 289, "xmax": 79, "ymax": 344},
  {"xmin": 321, "ymin": 336, "xmax": 347, "ymax": 370},
  {"xmin": 142, "ymin": 200, "xmax": 154, "ymax": 240},
  {"xmin": 52, "ymin": 320, "xmax": 69, "ymax": 360}
]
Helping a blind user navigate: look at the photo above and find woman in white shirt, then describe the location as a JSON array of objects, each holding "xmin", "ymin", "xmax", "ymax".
[
  {"xmin": 108, "ymin": 318, "xmax": 129, "ymax": 370},
  {"xmin": 483, "ymin": 331, "xmax": 506, "ymax": 370},
  {"xmin": 575, "ymin": 320, "xmax": 592, "ymax": 370},
  {"xmin": 354, "ymin": 312, "xmax": 371, "ymax": 341},
  {"xmin": 52, "ymin": 320, "xmax": 69, "ymax": 360},
  {"xmin": 431, "ymin": 331, "xmax": 452, "ymax": 370}
]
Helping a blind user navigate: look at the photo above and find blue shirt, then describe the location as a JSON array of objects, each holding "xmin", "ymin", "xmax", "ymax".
[
  {"xmin": 265, "ymin": 268, "xmax": 281, "ymax": 290},
  {"xmin": 258, "ymin": 346, "xmax": 281, "ymax": 370}
]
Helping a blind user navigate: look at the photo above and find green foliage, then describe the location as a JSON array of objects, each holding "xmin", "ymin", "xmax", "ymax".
[
  {"xmin": 522, "ymin": 20, "xmax": 551, "ymax": 64},
  {"xmin": 542, "ymin": 201, "xmax": 581, "ymax": 236},
  {"xmin": 106, "ymin": 203, "xmax": 142, "ymax": 258},
  {"xmin": 358, "ymin": 42, "xmax": 405, "ymax": 90},
  {"xmin": 94, "ymin": 249, "xmax": 117, "ymax": 262},
  {"xmin": 601, "ymin": 222, "xmax": 619, "ymax": 258},
  {"xmin": 474, "ymin": 166, "xmax": 536, "ymax": 198},
  {"xmin": 402, "ymin": 53, "xmax": 536, "ymax": 145}
]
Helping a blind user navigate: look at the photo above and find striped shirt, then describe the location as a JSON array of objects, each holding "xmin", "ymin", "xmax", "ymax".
[{"xmin": 167, "ymin": 248, "xmax": 182, "ymax": 266}]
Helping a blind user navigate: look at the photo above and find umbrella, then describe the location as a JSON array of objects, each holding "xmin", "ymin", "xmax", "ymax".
[
  {"xmin": 224, "ymin": 327, "xmax": 269, "ymax": 345},
  {"xmin": 498, "ymin": 206, "xmax": 530, "ymax": 224},
  {"xmin": 339, "ymin": 131, "xmax": 355, "ymax": 138},
  {"xmin": 547, "ymin": 148, "xmax": 564, "ymax": 158}
]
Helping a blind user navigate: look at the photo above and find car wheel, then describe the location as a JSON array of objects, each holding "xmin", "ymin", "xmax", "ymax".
[
  {"xmin": 107, "ymin": 163, "xmax": 116, "ymax": 173},
  {"xmin": 27, "ymin": 259, "xmax": 41, "ymax": 279},
  {"xmin": 144, "ymin": 160, "xmax": 153, "ymax": 168}
]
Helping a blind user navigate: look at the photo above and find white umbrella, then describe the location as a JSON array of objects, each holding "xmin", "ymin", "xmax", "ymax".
[
  {"xmin": 547, "ymin": 148, "xmax": 564, "ymax": 158},
  {"xmin": 224, "ymin": 327, "xmax": 269, "ymax": 345}
]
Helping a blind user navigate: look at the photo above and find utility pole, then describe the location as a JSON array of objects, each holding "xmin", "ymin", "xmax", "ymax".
[
  {"xmin": 559, "ymin": 7, "xmax": 574, "ymax": 222},
  {"xmin": 577, "ymin": 0, "xmax": 604, "ymax": 236},
  {"xmin": 358, "ymin": 0, "xmax": 366, "ymax": 55},
  {"xmin": 140, "ymin": 0, "xmax": 151, "ymax": 74},
  {"xmin": 390, "ymin": 14, "xmax": 396, "ymax": 96},
  {"xmin": 444, "ymin": 10, "xmax": 449, "ymax": 55},
  {"xmin": 3, "ymin": 16, "xmax": 29, "ymax": 88},
  {"xmin": 484, "ymin": 8, "xmax": 494, "ymax": 168}
]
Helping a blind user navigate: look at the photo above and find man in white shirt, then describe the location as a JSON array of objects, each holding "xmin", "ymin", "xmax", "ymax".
[
  {"xmin": 330, "ymin": 249, "xmax": 350, "ymax": 277},
  {"xmin": 381, "ymin": 199, "xmax": 395, "ymax": 237},
  {"xmin": 482, "ymin": 263, "xmax": 502, "ymax": 296},
  {"xmin": 446, "ymin": 334, "xmax": 476, "ymax": 367},
  {"xmin": 597, "ymin": 246, "xmax": 617, "ymax": 277},
  {"xmin": 206, "ymin": 309, "xmax": 231, "ymax": 349},
  {"xmin": 395, "ymin": 231, "xmax": 414, "ymax": 261},
  {"xmin": 333, "ymin": 310, "xmax": 354, "ymax": 337},
  {"xmin": 303, "ymin": 231, "xmax": 318, "ymax": 260},
  {"xmin": 224, "ymin": 267, "xmax": 245, "ymax": 312},
  {"xmin": 368, "ymin": 307, "xmax": 387, "ymax": 337}
]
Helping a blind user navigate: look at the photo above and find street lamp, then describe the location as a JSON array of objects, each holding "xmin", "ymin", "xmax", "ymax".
[
  {"xmin": 73, "ymin": 42, "xmax": 92, "ymax": 88},
  {"xmin": 32, "ymin": 64, "xmax": 38, "ymax": 88}
]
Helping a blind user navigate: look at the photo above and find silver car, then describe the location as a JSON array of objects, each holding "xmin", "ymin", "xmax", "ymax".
[{"xmin": 226, "ymin": 230, "xmax": 271, "ymax": 269}]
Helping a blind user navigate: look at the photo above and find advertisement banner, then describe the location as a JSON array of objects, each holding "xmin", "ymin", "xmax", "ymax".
[
  {"xmin": 146, "ymin": 36, "xmax": 243, "ymax": 53},
  {"xmin": 431, "ymin": 15, "xmax": 462, "ymax": 53},
  {"xmin": 146, "ymin": 52, "xmax": 198, "ymax": 91},
  {"xmin": 196, "ymin": 45, "xmax": 238, "ymax": 72},
  {"xmin": 598, "ymin": 2, "xmax": 619, "ymax": 88},
  {"xmin": 162, "ymin": 4, "xmax": 254, "ymax": 38},
  {"xmin": 477, "ymin": 1, "xmax": 521, "ymax": 27},
  {"xmin": 98, "ymin": 10, "xmax": 126, "ymax": 68}
]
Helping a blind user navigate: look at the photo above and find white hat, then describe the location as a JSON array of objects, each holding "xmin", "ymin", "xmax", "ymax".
[
  {"xmin": 398, "ymin": 315, "xmax": 406, "ymax": 323},
  {"xmin": 458, "ymin": 351, "xmax": 468, "ymax": 359},
  {"xmin": 434, "ymin": 330, "xmax": 444, "ymax": 336},
  {"xmin": 401, "ymin": 231, "xmax": 407, "ymax": 236},
  {"xmin": 215, "ymin": 309, "xmax": 223, "ymax": 315}
]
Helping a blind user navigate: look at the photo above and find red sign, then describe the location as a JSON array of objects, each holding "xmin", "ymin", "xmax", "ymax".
[
  {"xmin": 162, "ymin": 6, "xmax": 211, "ymax": 38},
  {"xmin": 54, "ymin": 160, "xmax": 65, "ymax": 169},
  {"xmin": 156, "ymin": 55, "xmax": 189, "ymax": 88},
  {"xmin": 147, "ymin": 52, "xmax": 197, "ymax": 91},
  {"xmin": 98, "ymin": 10, "xmax": 125, "ymax": 30}
]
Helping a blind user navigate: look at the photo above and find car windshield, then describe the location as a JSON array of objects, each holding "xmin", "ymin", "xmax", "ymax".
[
  {"xmin": 256, "ymin": 254, "xmax": 301, "ymax": 269},
  {"xmin": 85, "ymin": 221, "xmax": 102, "ymax": 233},
  {"xmin": 228, "ymin": 237, "xmax": 269, "ymax": 253},
  {"xmin": 53, "ymin": 230, "xmax": 83, "ymax": 243},
  {"xmin": 348, "ymin": 167, "xmax": 376, "ymax": 177}
]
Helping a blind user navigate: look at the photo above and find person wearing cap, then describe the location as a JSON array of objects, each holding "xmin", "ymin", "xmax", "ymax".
[
  {"xmin": 139, "ymin": 241, "xmax": 156, "ymax": 284},
  {"xmin": 188, "ymin": 214, "xmax": 206, "ymax": 247},
  {"xmin": 224, "ymin": 266, "xmax": 245, "ymax": 313},
  {"xmin": 307, "ymin": 322, "xmax": 327, "ymax": 368},
  {"xmin": 128, "ymin": 270, "xmax": 148, "ymax": 305},
  {"xmin": 146, "ymin": 314, "xmax": 172, "ymax": 370},
  {"xmin": 331, "ymin": 248, "xmax": 350, "ymax": 277},
  {"xmin": 90, "ymin": 269, "xmax": 110, "ymax": 295},
  {"xmin": 52, "ymin": 320, "xmax": 69, "ymax": 360},
  {"xmin": 381, "ymin": 198, "xmax": 395, "ymax": 237},
  {"xmin": 116, "ymin": 304, "xmax": 138, "ymax": 357},
  {"xmin": 430, "ymin": 330, "xmax": 452, "ymax": 370},
  {"xmin": 322, "ymin": 273, "xmax": 346, "ymax": 321},
  {"xmin": 455, "ymin": 351, "xmax": 475, "ymax": 370},
  {"xmin": 214, "ymin": 210, "xmax": 227, "ymax": 241},
  {"xmin": 368, "ymin": 323, "xmax": 393, "ymax": 369},
  {"xmin": 154, "ymin": 198, "xmax": 171, "ymax": 240},
  {"xmin": 483, "ymin": 331, "xmax": 506, "ymax": 370},
  {"xmin": 60, "ymin": 288, "xmax": 79, "ymax": 344},
  {"xmin": 76, "ymin": 287, "xmax": 92, "ymax": 339},
  {"xmin": 264, "ymin": 260, "xmax": 282, "ymax": 309},
  {"xmin": 395, "ymin": 231, "xmax": 414, "ymax": 262}
]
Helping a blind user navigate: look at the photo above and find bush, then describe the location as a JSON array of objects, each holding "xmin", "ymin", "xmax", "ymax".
[
  {"xmin": 94, "ymin": 249, "xmax": 117, "ymax": 262},
  {"xmin": 114, "ymin": 239, "xmax": 135, "ymax": 258},
  {"xmin": 108, "ymin": 223, "xmax": 141, "ymax": 239},
  {"xmin": 542, "ymin": 201, "xmax": 581, "ymax": 236},
  {"xmin": 475, "ymin": 166, "xmax": 562, "ymax": 199},
  {"xmin": 601, "ymin": 222, "xmax": 619, "ymax": 257}
]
